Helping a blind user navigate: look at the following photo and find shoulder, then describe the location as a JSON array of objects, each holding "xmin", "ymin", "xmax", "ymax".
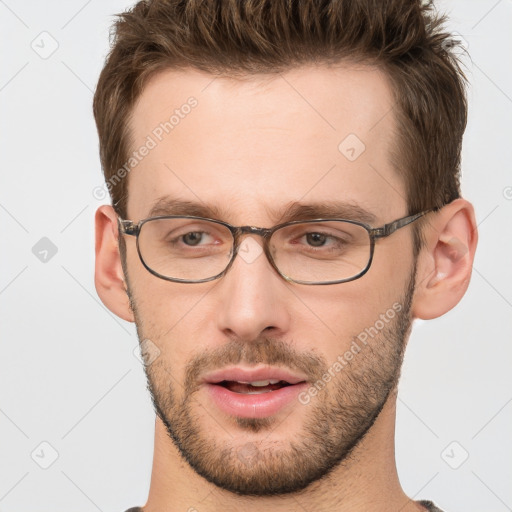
[{"xmin": 417, "ymin": 500, "xmax": 446, "ymax": 512}]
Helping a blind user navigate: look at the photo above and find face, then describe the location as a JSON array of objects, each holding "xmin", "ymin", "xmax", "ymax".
[{"xmin": 122, "ymin": 64, "xmax": 417, "ymax": 495}]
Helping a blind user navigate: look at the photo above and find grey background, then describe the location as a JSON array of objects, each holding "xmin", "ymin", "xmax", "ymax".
[{"xmin": 0, "ymin": 1, "xmax": 511, "ymax": 511}]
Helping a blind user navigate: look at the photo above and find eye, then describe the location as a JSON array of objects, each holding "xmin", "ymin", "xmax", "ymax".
[
  {"xmin": 160, "ymin": 222, "xmax": 225, "ymax": 248},
  {"xmin": 296, "ymin": 229, "xmax": 350, "ymax": 250},
  {"xmin": 305, "ymin": 232, "xmax": 330, "ymax": 247},
  {"xmin": 181, "ymin": 231, "xmax": 210, "ymax": 246}
]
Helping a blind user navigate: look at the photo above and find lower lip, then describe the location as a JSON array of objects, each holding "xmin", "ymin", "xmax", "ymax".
[{"xmin": 205, "ymin": 382, "xmax": 308, "ymax": 418}]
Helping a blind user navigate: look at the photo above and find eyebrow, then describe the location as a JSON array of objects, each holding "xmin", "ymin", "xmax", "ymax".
[{"xmin": 146, "ymin": 197, "xmax": 377, "ymax": 225}]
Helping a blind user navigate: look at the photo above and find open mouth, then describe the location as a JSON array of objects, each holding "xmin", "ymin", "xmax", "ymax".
[
  {"xmin": 203, "ymin": 366, "xmax": 309, "ymax": 418},
  {"xmin": 216, "ymin": 379, "xmax": 294, "ymax": 394}
]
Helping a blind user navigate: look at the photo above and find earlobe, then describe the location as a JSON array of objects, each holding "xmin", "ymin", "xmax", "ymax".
[
  {"xmin": 94, "ymin": 205, "xmax": 135, "ymax": 323},
  {"xmin": 412, "ymin": 198, "xmax": 478, "ymax": 320}
]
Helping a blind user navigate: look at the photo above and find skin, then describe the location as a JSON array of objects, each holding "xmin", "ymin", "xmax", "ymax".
[{"xmin": 95, "ymin": 64, "xmax": 477, "ymax": 511}]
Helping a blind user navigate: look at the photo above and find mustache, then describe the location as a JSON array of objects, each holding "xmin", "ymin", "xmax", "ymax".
[{"xmin": 183, "ymin": 336, "xmax": 328, "ymax": 393}]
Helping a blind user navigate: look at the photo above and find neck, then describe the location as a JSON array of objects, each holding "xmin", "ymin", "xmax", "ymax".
[{"xmin": 142, "ymin": 389, "xmax": 422, "ymax": 512}]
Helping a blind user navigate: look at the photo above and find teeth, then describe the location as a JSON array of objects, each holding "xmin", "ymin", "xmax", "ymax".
[
  {"xmin": 249, "ymin": 379, "xmax": 279, "ymax": 386},
  {"xmin": 240, "ymin": 379, "xmax": 281, "ymax": 386}
]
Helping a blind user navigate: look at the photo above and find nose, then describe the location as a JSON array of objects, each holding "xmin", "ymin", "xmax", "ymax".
[{"xmin": 215, "ymin": 235, "xmax": 291, "ymax": 341}]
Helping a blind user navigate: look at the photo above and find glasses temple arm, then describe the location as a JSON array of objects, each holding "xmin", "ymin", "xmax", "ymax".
[
  {"xmin": 117, "ymin": 218, "xmax": 138, "ymax": 236},
  {"xmin": 372, "ymin": 209, "xmax": 436, "ymax": 238}
]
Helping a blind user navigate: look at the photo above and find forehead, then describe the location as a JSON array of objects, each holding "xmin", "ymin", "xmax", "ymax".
[{"xmin": 126, "ymin": 64, "xmax": 405, "ymax": 223}]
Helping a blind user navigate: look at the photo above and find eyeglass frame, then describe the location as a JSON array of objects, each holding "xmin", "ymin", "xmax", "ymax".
[{"xmin": 117, "ymin": 209, "xmax": 434, "ymax": 285}]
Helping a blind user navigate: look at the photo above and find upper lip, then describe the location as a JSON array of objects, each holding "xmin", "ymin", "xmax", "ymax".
[{"xmin": 202, "ymin": 366, "xmax": 308, "ymax": 385}]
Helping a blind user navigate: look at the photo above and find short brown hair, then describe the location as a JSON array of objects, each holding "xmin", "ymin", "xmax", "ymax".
[{"xmin": 93, "ymin": 0, "xmax": 467, "ymax": 240}]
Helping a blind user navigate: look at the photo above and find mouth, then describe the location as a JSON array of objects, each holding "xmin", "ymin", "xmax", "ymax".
[
  {"xmin": 216, "ymin": 379, "xmax": 294, "ymax": 394},
  {"xmin": 202, "ymin": 366, "xmax": 308, "ymax": 418}
]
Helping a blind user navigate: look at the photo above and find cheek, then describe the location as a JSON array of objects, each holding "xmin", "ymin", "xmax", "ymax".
[
  {"xmin": 129, "ymin": 268, "xmax": 219, "ymax": 367},
  {"xmin": 290, "ymin": 287, "xmax": 390, "ymax": 348},
  {"xmin": 290, "ymin": 251, "xmax": 413, "ymax": 361}
]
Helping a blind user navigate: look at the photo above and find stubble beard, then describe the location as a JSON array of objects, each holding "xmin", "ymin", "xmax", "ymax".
[{"xmin": 127, "ymin": 269, "xmax": 415, "ymax": 496}]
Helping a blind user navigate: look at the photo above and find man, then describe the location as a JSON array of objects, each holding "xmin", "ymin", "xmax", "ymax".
[{"xmin": 93, "ymin": 1, "xmax": 477, "ymax": 511}]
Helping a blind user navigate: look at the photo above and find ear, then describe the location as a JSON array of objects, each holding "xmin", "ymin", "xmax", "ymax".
[
  {"xmin": 94, "ymin": 205, "xmax": 135, "ymax": 323},
  {"xmin": 412, "ymin": 198, "xmax": 478, "ymax": 320}
]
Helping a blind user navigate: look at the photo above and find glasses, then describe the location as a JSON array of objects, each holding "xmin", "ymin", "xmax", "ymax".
[{"xmin": 118, "ymin": 210, "xmax": 432, "ymax": 285}]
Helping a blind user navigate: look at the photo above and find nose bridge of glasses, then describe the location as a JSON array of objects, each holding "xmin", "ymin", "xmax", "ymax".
[
  {"xmin": 229, "ymin": 225, "xmax": 275, "ymax": 264},
  {"xmin": 228, "ymin": 225, "xmax": 280, "ymax": 279},
  {"xmin": 235, "ymin": 225, "xmax": 273, "ymax": 240}
]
